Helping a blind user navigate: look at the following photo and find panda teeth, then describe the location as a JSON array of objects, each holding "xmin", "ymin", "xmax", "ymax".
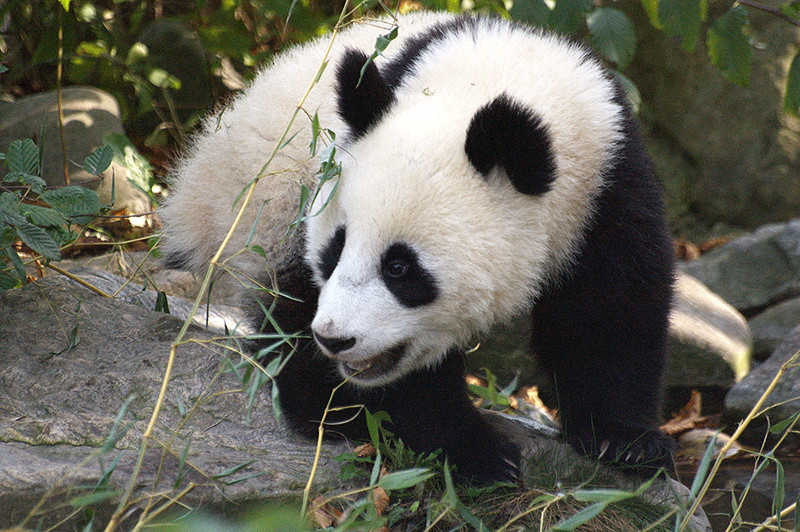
[{"xmin": 345, "ymin": 359, "xmax": 374, "ymax": 371}]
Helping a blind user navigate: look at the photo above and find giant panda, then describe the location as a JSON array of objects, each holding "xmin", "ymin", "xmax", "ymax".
[{"xmin": 160, "ymin": 11, "xmax": 675, "ymax": 483}]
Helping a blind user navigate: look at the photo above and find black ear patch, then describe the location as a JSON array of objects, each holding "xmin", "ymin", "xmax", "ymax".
[
  {"xmin": 336, "ymin": 49, "xmax": 395, "ymax": 139},
  {"xmin": 465, "ymin": 94, "xmax": 557, "ymax": 196}
]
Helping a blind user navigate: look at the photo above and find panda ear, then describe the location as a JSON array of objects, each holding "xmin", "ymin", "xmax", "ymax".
[
  {"xmin": 465, "ymin": 94, "xmax": 557, "ymax": 196},
  {"xmin": 336, "ymin": 49, "xmax": 395, "ymax": 139}
]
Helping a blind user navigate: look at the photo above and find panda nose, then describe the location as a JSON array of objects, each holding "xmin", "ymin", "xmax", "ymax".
[{"xmin": 314, "ymin": 332, "xmax": 356, "ymax": 355}]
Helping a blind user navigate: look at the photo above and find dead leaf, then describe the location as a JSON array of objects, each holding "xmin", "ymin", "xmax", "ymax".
[
  {"xmin": 310, "ymin": 495, "xmax": 341, "ymax": 528},
  {"xmin": 373, "ymin": 486, "xmax": 390, "ymax": 516}
]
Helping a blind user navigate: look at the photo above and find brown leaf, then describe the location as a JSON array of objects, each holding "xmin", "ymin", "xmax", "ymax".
[
  {"xmin": 310, "ymin": 495, "xmax": 341, "ymax": 528},
  {"xmin": 373, "ymin": 486, "xmax": 390, "ymax": 516}
]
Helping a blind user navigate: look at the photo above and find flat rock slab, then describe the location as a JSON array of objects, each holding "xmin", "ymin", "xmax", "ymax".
[{"xmin": 0, "ymin": 273, "xmax": 349, "ymax": 529}]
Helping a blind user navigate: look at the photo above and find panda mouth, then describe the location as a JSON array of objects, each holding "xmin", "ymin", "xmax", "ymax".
[{"xmin": 340, "ymin": 343, "xmax": 407, "ymax": 381}]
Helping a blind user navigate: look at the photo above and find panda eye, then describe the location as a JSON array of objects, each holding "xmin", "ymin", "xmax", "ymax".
[{"xmin": 383, "ymin": 259, "xmax": 410, "ymax": 279}]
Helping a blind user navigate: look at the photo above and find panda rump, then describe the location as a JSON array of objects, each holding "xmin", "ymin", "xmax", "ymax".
[{"xmin": 160, "ymin": 12, "xmax": 675, "ymax": 482}]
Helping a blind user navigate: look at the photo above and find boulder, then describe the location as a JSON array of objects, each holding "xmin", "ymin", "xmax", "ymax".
[
  {"xmin": 748, "ymin": 296, "xmax": 800, "ymax": 361},
  {"xmin": 725, "ymin": 323, "xmax": 800, "ymax": 444},
  {"xmin": 681, "ymin": 220, "xmax": 800, "ymax": 314},
  {"xmin": 621, "ymin": 0, "xmax": 800, "ymax": 233},
  {"xmin": 0, "ymin": 87, "xmax": 151, "ymax": 217},
  {"xmin": 0, "ymin": 273, "xmax": 347, "ymax": 529}
]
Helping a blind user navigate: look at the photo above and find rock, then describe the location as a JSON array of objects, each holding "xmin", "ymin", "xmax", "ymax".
[
  {"xmin": 0, "ymin": 273, "xmax": 348, "ymax": 529},
  {"xmin": 666, "ymin": 274, "xmax": 751, "ymax": 389},
  {"xmin": 0, "ymin": 87, "xmax": 151, "ymax": 217},
  {"xmin": 748, "ymin": 297, "xmax": 800, "ymax": 361},
  {"xmin": 725, "ymin": 324, "xmax": 800, "ymax": 428},
  {"xmin": 0, "ymin": 270, "xmax": 709, "ymax": 530},
  {"xmin": 681, "ymin": 220, "xmax": 800, "ymax": 314},
  {"xmin": 621, "ymin": 0, "xmax": 800, "ymax": 233}
]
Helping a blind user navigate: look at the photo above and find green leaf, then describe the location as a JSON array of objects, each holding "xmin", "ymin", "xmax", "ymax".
[
  {"xmin": 83, "ymin": 145, "xmax": 114, "ymax": 176},
  {"xmin": 41, "ymin": 186, "xmax": 101, "ymax": 220},
  {"xmin": 147, "ymin": 68, "xmax": 181, "ymax": 90},
  {"xmin": 641, "ymin": 0, "xmax": 663, "ymax": 29},
  {"xmin": 510, "ymin": 0, "xmax": 551, "ymax": 27},
  {"xmin": 780, "ymin": 0, "xmax": 800, "ymax": 18},
  {"xmin": 0, "ymin": 267, "xmax": 18, "ymax": 289},
  {"xmin": 548, "ymin": 0, "xmax": 592, "ymax": 34},
  {"xmin": 5, "ymin": 171, "xmax": 48, "ymax": 194},
  {"xmin": 377, "ymin": 468, "xmax": 434, "ymax": 492},
  {"xmin": 70, "ymin": 491, "xmax": 120, "ymax": 508},
  {"xmin": 550, "ymin": 501, "xmax": 607, "ymax": 530},
  {"xmin": 11, "ymin": 218, "xmax": 62, "ymax": 260},
  {"xmin": 587, "ymin": 8, "xmax": 637, "ymax": 69},
  {"xmin": 19, "ymin": 204, "xmax": 66, "ymax": 227},
  {"xmin": 6, "ymin": 139, "xmax": 40, "ymax": 175},
  {"xmin": 784, "ymin": 51, "xmax": 800, "ymax": 117},
  {"xmin": 658, "ymin": 0, "xmax": 706, "ymax": 53},
  {"xmin": 0, "ymin": 65, "xmax": 8, "ymax": 74},
  {"xmin": 707, "ymin": 6, "xmax": 752, "ymax": 87},
  {"xmin": 58, "ymin": 0, "xmax": 70, "ymax": 10}
]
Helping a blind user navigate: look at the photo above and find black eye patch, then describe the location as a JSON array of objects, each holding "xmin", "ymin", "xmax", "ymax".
[
  {"xmin": 318, "ymin": 226, "xmax": 345, "ymax": 280},
  {"xmin": 380, "ymin": 243, "xmax": 438, "ymax": 308}
]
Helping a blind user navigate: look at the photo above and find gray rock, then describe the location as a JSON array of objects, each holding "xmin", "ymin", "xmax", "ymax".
[
  {"xmin": 725, "ymin": 323, "xmax": 800, "ymax": 434},
  {"xmin": 666, "ymin": 274, "xmax": 751, "ymax": 388},
  {"xmin": 681, "ymin": 220, "xmax": 800, "ymax": 314},
  {"xmin": 0, "ymin": 87, "xmax": 151, "ymax": 217},
  {"xmin": 0, "ymin": 273, "xmax": 348, "ymax": 529},
  {"xmin": 622, "ymin": 0, "xmax": 800, "ymax": 232},
  {"xmin": 748, "ymin": 297, "xmax": 800, "ymax": 361}
]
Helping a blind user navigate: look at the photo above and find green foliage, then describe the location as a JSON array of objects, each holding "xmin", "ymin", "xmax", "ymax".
[
  {"xmin": 707, "ymin": 6, "xmax": 752, "ymax": 87},
  {"xmin": 0, "ymin": 138, "xmax": 106, "ymax": 288},
  {"xmin": 586, "ymin": 8, "xmax": 636, "ymax": 69}
]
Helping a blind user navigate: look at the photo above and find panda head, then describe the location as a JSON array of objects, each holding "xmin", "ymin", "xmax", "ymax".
[{"xmin": 304, "ymin": 43, "xmax": 620, "ymax": 387}]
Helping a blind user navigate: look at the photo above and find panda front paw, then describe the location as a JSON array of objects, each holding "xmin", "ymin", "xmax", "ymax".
[
  {"xmin": 570, "ymin": 425, "xmax": 675, "ymax": 477},
  {"xmin": 448, "ymin": 435, "xmax": 521, "ymax": 484}
]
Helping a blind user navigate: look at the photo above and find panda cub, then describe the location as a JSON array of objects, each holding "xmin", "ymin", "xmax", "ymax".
[{"xmin": 161, "ymin": 12, "xmax": 675, "ymax": 482}]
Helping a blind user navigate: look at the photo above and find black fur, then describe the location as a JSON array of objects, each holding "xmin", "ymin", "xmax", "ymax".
[
  {"xmin": 382, "ymin": 16, "xmax": 479, "ymax": 89},
  {"xmin": 336, "ymin": 49, "xmax": 395, "ymax": 139},
  {"xmin": 465, "ymin": 94, "xmax": 557, "ymax": 196},
  {"xmin": 380, "ymin": 243, "xmax": 439, "ymax": 308},
  {"xmin": 530, "ymin": 87, "xmax": 674, "ymax": 473},
  {"xmin": 318, "ymin": 226, "xmax": 345, "ymax": 281}
]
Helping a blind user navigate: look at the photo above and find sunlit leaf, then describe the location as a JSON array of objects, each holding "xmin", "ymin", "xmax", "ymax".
[{"xmin": 783, "ymin": 51, "xmax": 800, "ymax": 117}]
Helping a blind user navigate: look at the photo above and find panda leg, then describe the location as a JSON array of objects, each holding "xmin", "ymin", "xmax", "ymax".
[{"xmin": 378, "ymin": 349, "xmax": 520, "ymax": 483}]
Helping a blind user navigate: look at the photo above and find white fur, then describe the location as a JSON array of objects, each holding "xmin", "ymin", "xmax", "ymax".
[{"xmin": 162, "ymin": 13, "xmax": 624, "ymax": 386}]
